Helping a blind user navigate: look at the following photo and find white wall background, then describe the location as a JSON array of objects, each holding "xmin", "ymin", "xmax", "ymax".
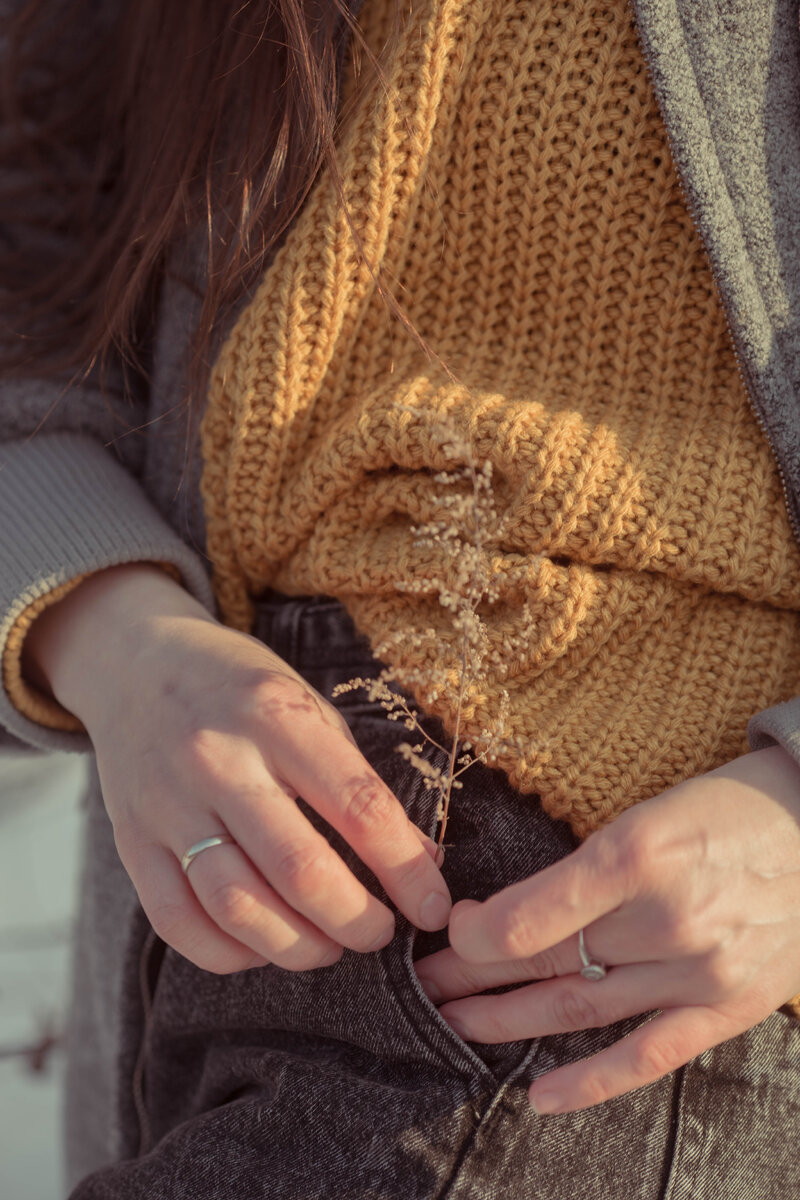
[{"xmin": 0, "ymin": 753, "xmax": 86, "ymax": 1200}]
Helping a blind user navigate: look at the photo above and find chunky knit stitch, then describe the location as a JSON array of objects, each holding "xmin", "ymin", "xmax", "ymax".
[{"xmin": 201, "ymin": 0, "xmax": 800, "ymax": 838}]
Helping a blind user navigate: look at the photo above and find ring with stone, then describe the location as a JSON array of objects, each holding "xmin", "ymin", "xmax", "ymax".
[{"xmin": 578, "ymin": 926, "xmax": 608, "ymax": 981}]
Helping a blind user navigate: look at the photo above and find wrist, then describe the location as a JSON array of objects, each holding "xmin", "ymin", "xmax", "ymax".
[{"xmin": 22, "ymin": 562, "xmax": 214, "ymax": 727}]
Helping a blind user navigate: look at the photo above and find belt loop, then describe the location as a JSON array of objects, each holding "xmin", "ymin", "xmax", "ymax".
[
  {"xmin": 288, "ymin": 595, "xmax": 305, "ymax": 668},
  {"xmin": 250, "ymin": 592, "xmax": 304, "ymax": 665}
]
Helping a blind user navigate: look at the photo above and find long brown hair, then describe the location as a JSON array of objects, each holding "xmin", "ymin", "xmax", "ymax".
[{"xmin": 0, "ymin": 0, "xmax": 392, "ymax": 401}]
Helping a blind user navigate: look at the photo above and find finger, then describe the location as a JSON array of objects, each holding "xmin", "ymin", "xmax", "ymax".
[
  {"xmin": 437, "ymin": 962, "xmax": 683, "ymax": 1042},
  {"xmin": 413, "ymin": 825, "xmax": 445, "ymax": 864},
  {"xmin": 271, "ymin": 722, "xmax": 452, "ymax": 932},
  {"xmin": 527, "ymin": 1005, "xmax": 744, "ymax": 1115},
  {"xmin": 448, "ymin": 838, "xmax": 625, "ymax": 964},
  {"xmin": 132, "ymin": 845, "xmax": 270, "ymax": 975},
  {"xmin": 416, "ymin": 912, "xmax": 669, "ymax": 1002},
  {"xmin": 222, "ymin": 786, "xmax": 399, "ymax": 952},
  {"xmin": 415, "ymin": 944, "xmax": 571, "ymax": 1005},
  {"xmin": 182, "ymin": 838, "xmax": 348, "ymax": 970},
  {"xmin": 415, "ymin": 924, "xmax": 584, "ymax": 1004}
]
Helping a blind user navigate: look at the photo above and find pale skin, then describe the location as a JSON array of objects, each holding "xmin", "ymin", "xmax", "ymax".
[
  {"xmin": 24, "ymin": 563, "xmax": 453, "ymax": 973},
  {"xmin": 25, "ymin": 563, "xmax": 800, "ymax": 1113},
  {"xmin": 414, "ymin": 746, "xmax": 800, "ymax": 1114}
]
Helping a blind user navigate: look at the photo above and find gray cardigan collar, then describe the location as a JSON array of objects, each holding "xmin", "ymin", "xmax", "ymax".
[{"xmin": 630, "ymin": 0, "xmax": 800, "ymax": 540}]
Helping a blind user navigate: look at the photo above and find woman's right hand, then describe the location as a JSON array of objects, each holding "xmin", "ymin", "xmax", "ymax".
[{"xmin": 24, "ymin": 564, "xmax": 452, "ymax": 973}]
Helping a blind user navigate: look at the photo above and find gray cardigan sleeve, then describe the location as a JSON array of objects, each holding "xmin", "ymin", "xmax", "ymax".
[
  {"xmin": 0, "ymin": 0, "xmax": 214, "ymax": 754},
  {"xmin": 748, "ymin": 698, "xmax": 800, "ymax": 764},
  {"xmin": 0, "ymin": 371, "xmax": 215, "ymax": 756}
]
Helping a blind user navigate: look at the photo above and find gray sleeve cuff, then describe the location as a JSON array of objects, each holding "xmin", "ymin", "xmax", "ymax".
[
  {"xmin": 0, "ymin": 431, "xmax": 216, "ymax": 754},
  {"xmin": 747, "ymin": 696, "xmax": 800, "ymax": 765}
]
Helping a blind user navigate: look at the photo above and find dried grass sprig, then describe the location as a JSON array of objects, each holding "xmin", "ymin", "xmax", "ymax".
[{"xmin": 333, "ymin": 417, "xmax": 516, "ymax": 853}]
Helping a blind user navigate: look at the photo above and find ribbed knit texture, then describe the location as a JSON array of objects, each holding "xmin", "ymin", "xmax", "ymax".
[
  {"xmin": 201, "ymin": 0, "xmax": 800, "ymax": 838},
  {"xmin": 0, "ymin": 433, "xmax": 215, "ymax": 752}
]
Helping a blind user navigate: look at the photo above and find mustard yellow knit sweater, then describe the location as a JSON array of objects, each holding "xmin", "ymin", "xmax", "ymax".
[{"xmin": 201, "ymin": 0, "xmax": 800, "ymax": 839}]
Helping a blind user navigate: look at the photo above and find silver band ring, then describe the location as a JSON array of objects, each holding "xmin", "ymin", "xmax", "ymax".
[
  {"xmin": 578, "ymin": 927, "xmax": 608, "ymax": 981},
  {"xmin": 180, "ymin": 834, "xmax": 236, "ymax": 875}
]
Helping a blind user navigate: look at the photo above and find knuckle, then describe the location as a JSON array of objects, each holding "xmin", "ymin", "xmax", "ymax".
[
  {"xmin": 455, "ymin": 963, "xmax": 493, "ymax": 995},
  {"xmin": 552, "ymin": 988, "xmax": 603, "ymax": 1031},
  {"xmin": 630, "ymin": 1036, "xmax": 679, "ymax": 1083},
  {"xmin": 523, "ymin": 948, "xmax": 560, "ymax": 980},
  {"xmin": 182, "ymin": 726, "xmax": 220, "ymax": 767},
  {"xmin": 147, "ymin": 900, "xmax": 192, "ymax": 946},
  {"xmin": 578, "ymin": 1076, "xmax": 615, "ymax": 1109},
  {"xmin": 273, "ymin": 842, "xmax": 330, "ymax": 894},
  {"xmin": 180, "ymin": 727, "xmax": 235, "ymax": 787},
  {"xmin": 249, "ymin": 672, "xmax": 325, "ymax": 726},
  {"xmin": 204, "ymin": 880, "xmax": 260, "ymax": 931},
  {"xmin": 341, "ymin": 777, "xmax": 395, "ymax": 833},
  {"xmin": 610, "ymin": 822, "xmax": 659, "ymax": 885},
  {"xmin": 497, "ymin": 905, "xmax": 538, "ymax": 960},
  {"xmin": 702, "ymin": 949, "xmax": 744, "ymax": 996}
]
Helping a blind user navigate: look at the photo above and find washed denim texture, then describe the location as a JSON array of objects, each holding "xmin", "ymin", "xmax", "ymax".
[{"xmin": 68, "ymin": 597, "xmax": 800, "ymax": 1198}]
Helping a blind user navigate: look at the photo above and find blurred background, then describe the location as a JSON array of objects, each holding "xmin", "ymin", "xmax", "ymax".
[{"xmin": 0, "ymin": 752, "xmax": 86, "ymax": 1200}]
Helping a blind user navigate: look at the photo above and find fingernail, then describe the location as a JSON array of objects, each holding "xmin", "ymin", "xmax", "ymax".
[
  {"xmin": 416, "ymin": 976, "xmax": 442, "ymax": 1004},
  {"xmin": 419, "ymin": 891, "xmax": 451, "ymax": 930},
  {"xmin": 529, "ymin": 1090, "xmax": 563, "ymax": 1115},
  {"xmin": 319, "ymin": 946, "xmax": 344, "ymax": 967},
  {"xmin": 367, "ymin": 923, "xmax": 395, "ymax": 952},
  {"xmin": 444, "ymin": 1016, "xmax": 470, "ymax": 1040},
  {"xmin": 422, "ymin": 836, "xmax": 444, "ymax": 865}
]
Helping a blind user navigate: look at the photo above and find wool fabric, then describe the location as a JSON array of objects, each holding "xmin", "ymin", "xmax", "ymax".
[{"xmin": 201, "ymin": 0, "xmax": 800, "ymax": 838}]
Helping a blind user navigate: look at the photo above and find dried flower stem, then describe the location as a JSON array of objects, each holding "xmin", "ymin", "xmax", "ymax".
[{"xmin": 334, "ymin": 413, "xmax": 513, "ymax": 853}]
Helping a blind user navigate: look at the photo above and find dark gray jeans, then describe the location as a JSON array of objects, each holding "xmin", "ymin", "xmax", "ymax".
[{"xmin": 67, "ymin": 597, "xmax": 800, "ymax": 1198}]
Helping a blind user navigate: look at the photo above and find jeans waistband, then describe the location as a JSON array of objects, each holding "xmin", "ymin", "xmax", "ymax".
[{"xmin": 252, "ymin": 592, "xmax": 378, "ymax": 673}]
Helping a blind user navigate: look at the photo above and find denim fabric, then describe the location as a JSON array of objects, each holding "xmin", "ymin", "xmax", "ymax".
[{"xmin": 67, "ymin": 597, "xmax": 800, "ymax": 1198}]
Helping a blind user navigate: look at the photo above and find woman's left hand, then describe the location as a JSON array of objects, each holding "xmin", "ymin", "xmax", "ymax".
[{"xmin": 413, "ymin": 745, "xmax": 800, "ymax": 1114}]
